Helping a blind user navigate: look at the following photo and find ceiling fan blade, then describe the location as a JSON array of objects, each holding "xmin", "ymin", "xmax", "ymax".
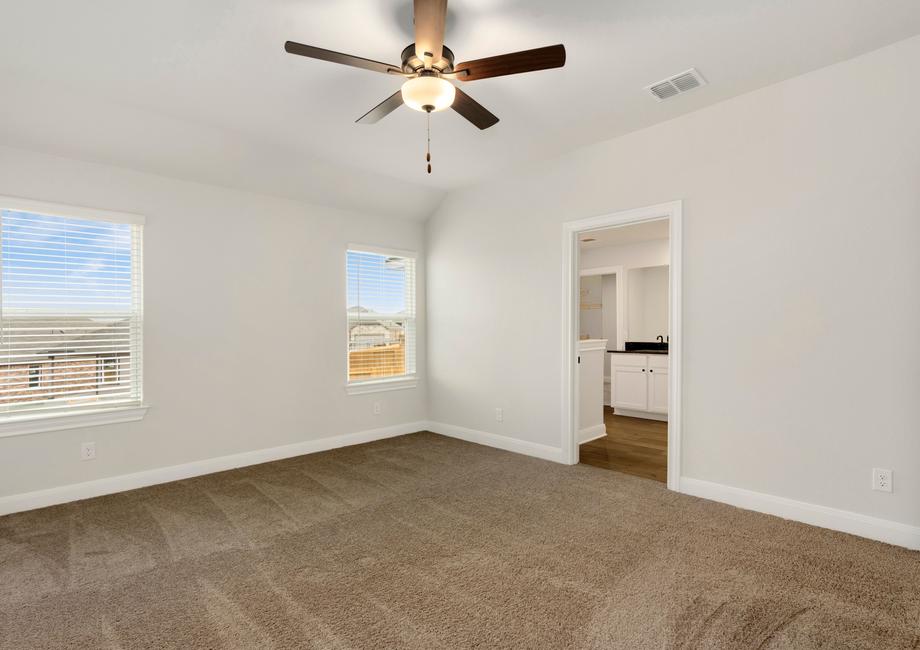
[
  {"xmin": 284, "ymin": 41, "xmax": 400, "ymax": 75},
  {"xmin": 413, "ymin": 0, "xmax": 447, "ymax": 67},
  {"xmin": 356, "ymin": 91, "xmax": 405, "ymax": 124},
  {"xmin": 451, "ymin": 87, "xmax": 499, "ymax": 130},
  {"xmin": 454, "ymin": 44, "xmax": 566, "ymax": 82}
]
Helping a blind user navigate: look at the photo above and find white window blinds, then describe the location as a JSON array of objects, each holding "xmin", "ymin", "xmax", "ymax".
[
  {"xmin": 0, "ymin": 205, "xmax": 143, "ymax": 419},
  {"xmin": 346, "ymin": 248, "xmax": 416, "ymax": 382}
]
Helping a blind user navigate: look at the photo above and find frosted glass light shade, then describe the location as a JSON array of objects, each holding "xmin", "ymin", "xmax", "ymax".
[{"xmin": 401, "ymin": 76, "xmax": 456, "ymax": 112}]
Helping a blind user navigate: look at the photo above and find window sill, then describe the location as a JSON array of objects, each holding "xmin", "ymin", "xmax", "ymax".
[
  {"xmin": 345, "ymin": 376, "xmax": 418, "ymax": 395},
  {"xmin": 0, "ymin": 404, "xmax": 149, "ymax": 439}
]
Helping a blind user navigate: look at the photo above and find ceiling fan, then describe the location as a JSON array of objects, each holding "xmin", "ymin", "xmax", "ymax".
[{"xmin": 284, "ymin": 0, "xmax": 566, "ymax": 172}]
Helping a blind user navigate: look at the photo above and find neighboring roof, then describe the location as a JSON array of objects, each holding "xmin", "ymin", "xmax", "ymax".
[
  {"xmin": 347, "ymin": 306, "xmax": 408, "ymax": 318},
  {"xmin": 0, "ymin": 316, "xmax": 130, "ymax": 364}
]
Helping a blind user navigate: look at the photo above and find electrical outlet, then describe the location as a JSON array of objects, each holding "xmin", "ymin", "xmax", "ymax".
[
  {"xmin": 872, "ymin": 468, "xmax": 892, "ymax": 493},
  {"xmin": 80, "ymin": 442, "xmax": 96, "ymax": 461},
  {"xmin": 373, "ymin": 401, "xmax": 382, "ymax": 415},
  {"xmin": 495, "ymin": 408, "xmax": 503, "ymax": 422}
]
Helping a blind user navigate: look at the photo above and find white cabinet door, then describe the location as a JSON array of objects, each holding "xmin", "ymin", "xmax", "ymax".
[
  {"xmin": 647, "ymin": 357, "xmax": 669, "ymax": 414},
  {"xmin": 612, "ymin": 364, "xmax": 648, "ymax": 411}
]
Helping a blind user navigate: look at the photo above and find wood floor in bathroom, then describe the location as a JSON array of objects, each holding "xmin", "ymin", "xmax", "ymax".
[{"xmin": 579, "ymin": 407, "xmax": 668, "ymax": 482}]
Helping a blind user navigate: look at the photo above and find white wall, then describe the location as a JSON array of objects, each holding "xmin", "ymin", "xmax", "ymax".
[
  {"xmin": 427, "ymin": 36, "xmax": 920, "ymax": 528},
  {"xmin": 0, "ymin": 145, "xmax": 427, "ymax": 499}
]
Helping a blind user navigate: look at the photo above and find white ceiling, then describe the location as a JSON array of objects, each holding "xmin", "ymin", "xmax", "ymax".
[
  {"xmin": 1, "ymin": 0, "xmax": 918, "ymax": 219},
  {"xmin": 580, "ymin": 219, "xmax": 669, "ymax": 249}
]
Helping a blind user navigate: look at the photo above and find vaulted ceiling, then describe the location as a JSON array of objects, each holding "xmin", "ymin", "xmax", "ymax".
[{"xmin": 1, "ymin": 0, "xmax": 918, "ymax": 219}]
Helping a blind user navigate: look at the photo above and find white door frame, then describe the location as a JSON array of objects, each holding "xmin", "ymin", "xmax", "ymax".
[{"xmin": 561, "ymin": 200, "xmax": 683, "ymax": 491}]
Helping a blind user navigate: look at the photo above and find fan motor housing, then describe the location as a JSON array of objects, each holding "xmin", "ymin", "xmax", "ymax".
[{"xmin": 401, "ymin": 44, "xmax": 455, "ymax": 74}]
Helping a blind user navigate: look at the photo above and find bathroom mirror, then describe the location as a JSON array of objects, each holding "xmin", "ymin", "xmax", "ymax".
[{"xmin": 627, "ymin": 265, "xmax": 669, "ymax": 342}]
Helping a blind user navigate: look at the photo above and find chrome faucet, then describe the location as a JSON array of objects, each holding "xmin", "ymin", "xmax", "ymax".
[{"xmin": 656, "ymin": 335, "xmax": 664, "ymax": 343}]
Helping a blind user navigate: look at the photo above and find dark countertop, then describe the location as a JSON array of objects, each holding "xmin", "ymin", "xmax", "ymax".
[{"xmin": 608, "ymin": 349, "xmax": 669, "ymax": 355}]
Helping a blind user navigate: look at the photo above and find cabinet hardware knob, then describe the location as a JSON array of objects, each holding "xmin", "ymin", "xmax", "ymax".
[{"xmin": 649, "ymin": 369, "xmax": 654, "ymax": 373}]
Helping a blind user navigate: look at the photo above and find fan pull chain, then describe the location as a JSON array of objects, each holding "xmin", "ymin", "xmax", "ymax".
[{"xmin": 426, "ymin": 110, "xmax": 432, "ymax": 174}]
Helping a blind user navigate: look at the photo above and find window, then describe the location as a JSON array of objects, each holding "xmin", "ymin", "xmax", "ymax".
[
  {"xmin": 0, "ymin": 199, "xmax": 144, "ymax": 427},
  {"xmin": 346, "ymin": 247, "xmax": 416, "ymax": 391}
]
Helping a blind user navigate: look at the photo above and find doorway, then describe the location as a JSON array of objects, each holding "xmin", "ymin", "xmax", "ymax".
[{"xmin": 562, "ymin": 201, "xmax": 682, "ymax": 490}]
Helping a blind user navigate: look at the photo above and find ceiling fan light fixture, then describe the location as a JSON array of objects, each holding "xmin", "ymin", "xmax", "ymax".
[{"xmin": 401, "ymin": 75, "xmax": 456, "ymax": 112}]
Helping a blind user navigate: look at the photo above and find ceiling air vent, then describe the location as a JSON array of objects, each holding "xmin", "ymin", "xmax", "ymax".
[{"xmin": 646, "ymin": 68, "xmax": 706, "ymax": 101}]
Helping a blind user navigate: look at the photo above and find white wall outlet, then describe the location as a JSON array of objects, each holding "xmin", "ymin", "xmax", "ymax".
[
  {"xmin": 495, "ymin": 408, "xmax": 503, "ymax": 422},
  {"xmin": 373, "ymin": 401, "xmax": 382, "ymax": 415},
  {"xmin": 872, "ymin": 468, "xmax": 892, "ymax": 493},
  {"xmin": 80, "ymin": 442, "xmax": 96, "ymax": 461}
]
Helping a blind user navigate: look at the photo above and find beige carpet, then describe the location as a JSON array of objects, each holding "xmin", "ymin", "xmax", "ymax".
[{"xmin": 1, "ymin": 432, "xmax": 917, "ymax": 649}]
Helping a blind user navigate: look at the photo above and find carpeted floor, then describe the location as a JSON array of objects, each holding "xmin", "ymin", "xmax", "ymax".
[{"xmin": 1, "ymin": 432, "xmax": 918, "ymax": 649}]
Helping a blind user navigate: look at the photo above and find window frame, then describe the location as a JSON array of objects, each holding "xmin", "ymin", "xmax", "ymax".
[
  {"xmin": 344, "ymin": 244, "xmax": 418, "ymax": 395},
  {"xmin": 28, "ymin": 364, "xmax": 41, "ymax": 388},
  {"xmin": 0, "ymin": 196, "xmax": 148, "ymax": 437}
]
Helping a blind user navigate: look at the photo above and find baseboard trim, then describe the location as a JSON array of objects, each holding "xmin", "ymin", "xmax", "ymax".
[
  {"xmin": 11, "ymin": 426, "xmax": 913, "ymax": 551},
  {"xmin": 0, "ymin": 421, "xmax": 428, "ymax": 517},
  {"xmin": 578, "ymin": 423, "xmax": 607, "ymax": 444},
  {"xmin": 615, "ymin": 408, "xmax": 668, "ymax": 422},
  {"xmin": 425, "ymin": 421, "xmax": 566, "ymax": 463},
  {"xmin": 680, "ymin": 477, "xmax": 920, "ymax": 551}
]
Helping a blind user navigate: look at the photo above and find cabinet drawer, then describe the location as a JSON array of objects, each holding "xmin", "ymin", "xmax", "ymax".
[
  {"xmin": 648, "ymin": 355, "xmax": 669, "ymax": 370},
  {"xmin": 610, "ymin": 353, "xmax": 647, "ymax": 368}
]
